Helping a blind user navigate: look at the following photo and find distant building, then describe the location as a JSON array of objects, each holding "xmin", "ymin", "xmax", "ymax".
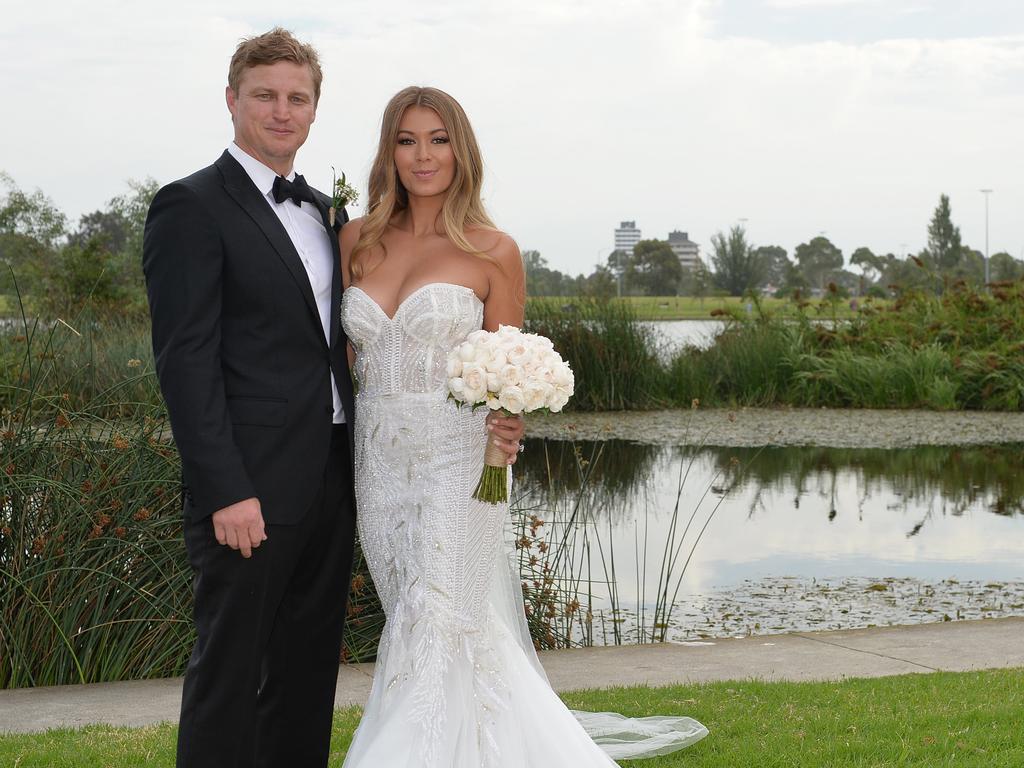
[
  {"xmin": 668, "ymin": 230, "xmax": 701, "ymax": 270},
  {"xmin": 614, "ymin": 221, "xmax": 641, "ymax": 255}
]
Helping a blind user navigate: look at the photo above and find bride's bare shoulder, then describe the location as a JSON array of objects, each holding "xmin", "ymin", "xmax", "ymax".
[
  {"xmin": 466, "ymin": 228, "xmax": 521, "ymax": 270},
  {"xmin": 339, "ymin": 216, "xmax": 366, "ymax": 254}
]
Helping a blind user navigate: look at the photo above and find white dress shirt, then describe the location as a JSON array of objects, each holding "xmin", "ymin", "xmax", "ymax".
[{"xmin": 227, "ymin": 143, "xmax": 345, "ymax": 424}]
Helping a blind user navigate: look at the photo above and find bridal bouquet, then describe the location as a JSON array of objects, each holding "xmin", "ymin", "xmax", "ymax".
[{"xmin": 447, "ymin": 325, "xmax": 574, "ymax": 503}]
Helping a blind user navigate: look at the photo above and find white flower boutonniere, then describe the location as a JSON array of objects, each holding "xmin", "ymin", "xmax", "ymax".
[{"xmin": 329, "ymin": 167, "xmax": 359, "ymax": 227}]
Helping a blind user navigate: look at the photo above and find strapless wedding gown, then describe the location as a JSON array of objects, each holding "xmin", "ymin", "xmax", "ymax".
[{"xmin": 339, "ymin": 282, "xmax": 707, "ymax": 767}]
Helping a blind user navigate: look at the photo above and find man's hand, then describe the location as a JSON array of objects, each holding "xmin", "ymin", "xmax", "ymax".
[
  {"xmin": 211, "ymin": 497, "xmax": 266, "ymax": 558},
  {"xmin": 486, "ymin": 412, "xmax": 525, "ymax": 465}
]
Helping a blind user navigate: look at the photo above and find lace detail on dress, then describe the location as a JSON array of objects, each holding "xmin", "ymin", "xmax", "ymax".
[
  {"xmin": 343, "ymin": 284, "xmax": 510, "ymax": 763},
  {"xmin": 340, "ymin": 283, "xmax": 707, "ymax": 767}
]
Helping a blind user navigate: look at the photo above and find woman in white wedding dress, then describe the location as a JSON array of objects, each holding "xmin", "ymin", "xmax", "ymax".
[{"xmin": 338, "ymin": 86, "xmax": 707, "ymax": 767}]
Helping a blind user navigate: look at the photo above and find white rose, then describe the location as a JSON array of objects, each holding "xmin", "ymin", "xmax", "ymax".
[
  {"xmin": 446, "ymin": 355, "xmax": 463, "ymax": 379},
  {"xmin": 487, "ymin": 395, "xmax": 503, "ymax": 410},
  {"xmin": 461, "ymin": 362, "xmax": 488, "ymax": 402},
  {"xmin": 522, "ymin": 381, "xmax": 553, "ymax": 412},
  {"xmin": 457, "ymin": 342, "xmax": 476, "ymax": 362},
  {"xmin": 507, "ymin": 342, "xmax": 531, "ymax": 367},
  {"xmin": 484, "ymin": 348, "xmax": 508, "ymax": 374},
  {"xmin": 534, "ymin": 366, "xmax": 555, "ymax": 385},
  {"xmin": 542, "ymin": 351, "xmax": 563, "ymax": 370},
  {"xmin": 497, "ymin": 385, "xmax": 526, "ymax": 414},
  {"xmin": 467, "ymin": 329, "xmax": 491, "ymax": 344},
  {"xmin": 498, "ymin": 363, "xmax": 523, "ymax": 388},
  {"xmin": 552, "ymin": 363, "xmax": 574, "ymax": 389},
  {"xmin": 472, "ymin": 344, "xmax": 492, "ymax": 365},
  {"xmin": 549, "ymin": 389, "xmax": 570, "ymax": 413},
  {"xmin": 486, "ymin": 372, "xmax": 500, "ymax": 392},
  {"xmin": 449, "ymin": 377, "xmax": 466, "ymax": 401}
]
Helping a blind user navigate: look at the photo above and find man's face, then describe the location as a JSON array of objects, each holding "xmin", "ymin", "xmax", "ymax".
[{"xmin": 226, "ymin": 61, "xmax": 317, "ymax": 175}]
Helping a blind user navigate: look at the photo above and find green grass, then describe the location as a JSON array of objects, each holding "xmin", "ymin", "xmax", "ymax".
[{"xmin": 2, "ymin": 669, "xmax": 1021, "ymax": 766}]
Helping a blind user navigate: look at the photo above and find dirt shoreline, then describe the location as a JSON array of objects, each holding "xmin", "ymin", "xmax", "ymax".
[{"xmin": 526, "ymin": 408, "xmax": 1024, "ymax": 448}]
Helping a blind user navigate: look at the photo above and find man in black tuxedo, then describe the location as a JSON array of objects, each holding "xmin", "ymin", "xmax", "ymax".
[{"xmin": 143, "ymin": 28, "xmax": 355, "ymax": 768}]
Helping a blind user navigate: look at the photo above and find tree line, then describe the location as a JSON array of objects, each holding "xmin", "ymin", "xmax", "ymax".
[
  {"xmin": 0, "ymin": 172, "xmax": 158, "ymax": 316},
  {"xmin": 526, "ymin": 195, "xmax": 1023, "ymax": 298},
  {"xmin": 3, "ymin": 175, "xmax": 1021, "ymax": 315}
]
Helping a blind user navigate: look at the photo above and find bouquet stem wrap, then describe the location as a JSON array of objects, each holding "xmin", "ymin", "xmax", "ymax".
[{"xmin": 474, "ymin": 438, "xmax": 509, "ymax": 503}]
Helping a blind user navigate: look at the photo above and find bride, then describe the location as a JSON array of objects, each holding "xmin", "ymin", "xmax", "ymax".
[{"xmin": 338, "ymin": 86, "xmax": 707, "ymax": 767}]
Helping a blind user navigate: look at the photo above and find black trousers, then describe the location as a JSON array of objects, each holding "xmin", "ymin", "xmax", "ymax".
[{"xmin": 177, "ymin": 428, "xmax": 355, "ymax": 768}]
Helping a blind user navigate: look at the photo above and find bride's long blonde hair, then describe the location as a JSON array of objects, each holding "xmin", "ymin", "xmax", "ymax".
[{"xmin": 350, "ymin": 86, "xmax": 498, "ymax": 279}]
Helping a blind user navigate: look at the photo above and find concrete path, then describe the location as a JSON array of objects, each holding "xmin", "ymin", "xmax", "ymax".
[{"xmin": 2, "ymin": 617, "xmax": 1021, "ymax": 735}]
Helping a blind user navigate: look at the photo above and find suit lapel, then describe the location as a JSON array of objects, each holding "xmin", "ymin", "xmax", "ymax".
[{"xmin": 216, "ymin": 152, "xmax": 323, "ymax": 340}]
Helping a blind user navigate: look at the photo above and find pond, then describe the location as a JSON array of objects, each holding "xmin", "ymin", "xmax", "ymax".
[
  {"xmin": 512, "ymin": 439, "xmax": 1024, "ymax": 645},
  {"xmin": 646, "ymin": 320, "xmax": 725, "ymax": 351}
]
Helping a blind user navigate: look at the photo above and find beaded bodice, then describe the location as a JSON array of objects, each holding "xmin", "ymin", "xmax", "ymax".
[{"xmin": 341, "ymin": 282, "xmax": 483, "ymax": 397}]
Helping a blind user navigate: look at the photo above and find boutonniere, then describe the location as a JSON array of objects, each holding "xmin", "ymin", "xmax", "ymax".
[{"xmin": 329, "ymin": 167, "xmax": 359, "ymax": 227}]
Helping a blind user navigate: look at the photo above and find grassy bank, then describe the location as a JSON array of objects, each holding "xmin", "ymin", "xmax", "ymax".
[
  {"xmin": 531, "ymin": 295, "xmax": 880, "ymax": 321},
  {"xmin": 526, "ymin": 281, "xmax": 1024, "ymax": 411},
  {"xmin": 2, "ymin": 668, "xmax": 1020, "ymax": 766},
  {"xmin": 5, "ymin": 281, "xmax": 1020, "ymax": 415}
]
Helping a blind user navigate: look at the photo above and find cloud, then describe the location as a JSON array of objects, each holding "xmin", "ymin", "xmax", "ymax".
[
  {"xmin": 764, "ymin": 0, "xmax": 889, "ymax": 7},
  {"xmin": 1, "ymin": 0, "xmax": 1022, "ymax": 274}
]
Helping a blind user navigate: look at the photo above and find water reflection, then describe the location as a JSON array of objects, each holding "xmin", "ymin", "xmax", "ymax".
[
  {"xmin": 513, "ymin": 439, "xmax": 1024, "ymax": 644},
  {"xmin": 516, "ymin": 441, "xmax": 1024, "ymax": 520}
]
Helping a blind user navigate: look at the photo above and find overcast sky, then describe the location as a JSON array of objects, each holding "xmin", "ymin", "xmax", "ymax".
[{"xmin": 2, "ymin": 0, "xmax": 1022, "ymax": 276}]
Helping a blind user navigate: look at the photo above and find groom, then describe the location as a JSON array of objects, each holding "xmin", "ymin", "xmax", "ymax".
[
  {"xmin": 144, "ymin": 27, "xmax": 523, "ymax": 768},
  {"xmin": 143, "ymin": 28, "xmax": 354, "ymax": 768}
]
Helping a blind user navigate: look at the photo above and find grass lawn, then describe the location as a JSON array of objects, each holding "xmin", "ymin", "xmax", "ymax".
[{"xmin": 2, "ymin": 668, "xmax": 1021, "ymax": 767}]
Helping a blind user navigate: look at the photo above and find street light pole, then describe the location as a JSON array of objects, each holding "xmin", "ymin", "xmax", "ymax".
[{"xmin": 980, "ymin": 188, "xmax": 993, "ymax": 286}]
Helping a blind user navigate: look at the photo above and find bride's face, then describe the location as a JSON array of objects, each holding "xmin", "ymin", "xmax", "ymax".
[{"xmin": 393, "ymin": 106, "xmax": 455, "ymax": 199}]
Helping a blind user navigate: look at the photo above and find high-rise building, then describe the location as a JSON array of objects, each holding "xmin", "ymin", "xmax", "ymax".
[
  {"xmin": 614, "ymin": 221, "xmax": 641, "ymax": 255},
  {"xmin": 668, "ymin": 230, "xmax": 701, "ymax": 270}
]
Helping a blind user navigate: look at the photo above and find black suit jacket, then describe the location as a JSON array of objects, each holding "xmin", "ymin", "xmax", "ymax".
[{"xmin": 143, "ymin": 151, "xmax": 355, "ymax": 524}]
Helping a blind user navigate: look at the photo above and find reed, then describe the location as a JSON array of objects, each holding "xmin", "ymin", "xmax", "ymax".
[
  {"xmin": 0, "ymin": 307, "xmax": 385, "ymax": 687},
  {"xmin": 524, "ymin": 297, "xmax": 669, "ymax": 410},
  {"xmin": 665, "ymin": 281, "xmax": 1024, "ymax": 411}
]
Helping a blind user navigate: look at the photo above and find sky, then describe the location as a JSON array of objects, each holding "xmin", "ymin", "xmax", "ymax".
[{"xmin": 2, "ymin": 0, "xmax": 1022, "ymax": 276}]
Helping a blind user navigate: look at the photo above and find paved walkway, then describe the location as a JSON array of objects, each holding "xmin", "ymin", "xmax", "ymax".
[{"xmin": 2, "ymin": 617, "xmax": 1022, "ymax": 734}]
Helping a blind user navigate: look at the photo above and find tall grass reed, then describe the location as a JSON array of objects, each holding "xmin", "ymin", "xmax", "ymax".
[
  {"xmin": 528, "ymin": 280, "xmax": 1024, "ymax": 412},
  {"xmin": 0, "ymin": 300, "xmax": 385, "ymax": 688},
  {"xmin": 512, "ymin": 409, "xmax": 756, "ymax": 648}
]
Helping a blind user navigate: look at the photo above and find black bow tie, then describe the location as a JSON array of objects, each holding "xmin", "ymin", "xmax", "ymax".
[{"xmin": 272, "ymin": 174, "xmax": 316, "ymax": 207}]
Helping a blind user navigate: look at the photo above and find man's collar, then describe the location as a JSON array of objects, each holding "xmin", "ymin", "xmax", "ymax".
[{"xmin": 227, "ymin": 143, "xmax": 296, "ymax": 197}]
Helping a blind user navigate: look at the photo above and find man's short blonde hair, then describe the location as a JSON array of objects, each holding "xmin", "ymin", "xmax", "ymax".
[{"xmin": 228, "ymin": 27, "xmax": 323, "ymax": 104}]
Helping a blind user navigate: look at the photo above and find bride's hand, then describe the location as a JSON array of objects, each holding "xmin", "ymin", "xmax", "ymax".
[{"xmin": 486, "ymin": 412, "xmax": 525, "ymax": 465}]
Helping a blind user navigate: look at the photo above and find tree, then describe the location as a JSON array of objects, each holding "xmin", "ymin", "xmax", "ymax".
[
  {"xmin": 0, "ymin": 172, "xmax": 67, "ymax": 249},
  {"xmin": 709, "ymin": 225, "xmax": 763, "ymax": 296},
  {"xmin": 752, "ymin": 245, "xmax": 789, "ymax": 289},
  {"xmin": 776, "ymin": 259, "xmax": 809, "ymax": 298},
  {"xmin": 989, "ymin": 251, "xmax": 1024, "ymax": 282},
  {"xmin": 794, "ymin": 235, "xmax": 843, "ymax": 293},
  {"xmin": 883, "ymin": 250, "xmax": 936, "ymax": 294},
  {"xmin": 35, "ymin": 235, "xmax": 124, "ymax": 316},
  {"xmin": 603, "ymin": 249, "xmax": 633, "ymax": 296},
  {"xmin": 678, "ymin": 261, "xmax": 707, "ymax": 298},
  {"xmin": 71, "ymin": 209, "xmax": 130, "ymax": 253},
  {"xmin": 631, "ymin": 239, "xmax": 683, "ymax": 296},
  {"xmin": 926, "ymin": 194, "xmax": 962, "ymax": 273},
  {"xmin": 581, "ymin": 264, "xmax": 616, "ymax": 298},
  {"xmin": 954, "ymin": 246, "xmax": 985, "ymax": 285},
  {"xmin": 0, "ymin": 173, "xmax": 68, "ymax": 290},
  {"xmin": 522, "ymin": 249, "xmax": 578, "ymax": 296},
  {"xmin": 850, "ymin": 247, "xmax": 882, "ymax": 280}
]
